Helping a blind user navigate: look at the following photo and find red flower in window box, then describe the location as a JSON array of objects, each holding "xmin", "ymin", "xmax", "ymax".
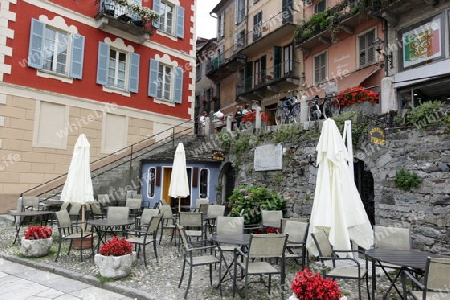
[
  {"xmin": 336, "ymin": 86, "xmax": 379, "ymax": 108},
  {"xmin": 242, "ymin": 111, "xmax": 269, "ymax": 123}
]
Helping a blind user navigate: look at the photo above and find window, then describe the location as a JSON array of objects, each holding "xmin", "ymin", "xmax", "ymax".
[
  {"xmin": 359, "ymin": 29, "xmax": 376, "ymax": 68},
  {"xmin": 148, "ymin": 59, "xmax": 184, "ymax": 103},
  {"xmin": 96, "ymin": 42, "xmax": 140, "ymax": 93},
  {"xmin": 314, "ymin": 51, "xmax": 327, "ymax": 84},
  {"xmin": 235, "ymin": 0, "xmax": 246, "ymax": 24},
  {"xmin": 199, "ymin": 169, "xmax": 209, "ymax": 198},
  {"xmin": 28, "ymin": 19, "xmax": 85, "ymax": 79},
  {"xmin": 147, "ymin": 167, "xmax": 156, "ymax": 198},
  {"xmin": 253, "ymin": 12, "xmax": 262, "ymax": 41},
  {"xmin": 282, "ymin": 0, "xmax": 293, "ymax": 24},
  {"xmin": 196, "ymin": 63, "xmax": 201, "ymax": 81},
  {"xmin": 33, "ymin": 101, "xmax": 68, "ymax": 149},
  {"xmin": 254, "ymin": 55, "xmax": 266, "ymax": 85},
  {"xmin": 284, "ymin": 44, "xmax": 294, "ymax": 74},
  {"xmin": 153, "ymin": 0, "xmax": 185, "ymax": 38},
  {"xmin": 314, "ymin": 0, "xmax": 326, "ymax": 13},
  {"xmin": 218, "ymin": 11, "xmax": 225, "ymax": 38}
]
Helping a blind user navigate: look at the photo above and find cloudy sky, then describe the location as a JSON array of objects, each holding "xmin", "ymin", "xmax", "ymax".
[{"xmin": 195, "ymin": 0, "xmax": 220, "ymax": 39}]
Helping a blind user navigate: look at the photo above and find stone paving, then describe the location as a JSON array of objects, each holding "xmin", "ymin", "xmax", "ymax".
[{"xmin": 0, "ymin": 217, "xmax": 397, "ymax": 299}]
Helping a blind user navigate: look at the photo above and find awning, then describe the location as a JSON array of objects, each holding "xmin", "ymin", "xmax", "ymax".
[{"xmin": 329, "ymin": 64, "xmax": 380, "ymax": 93}]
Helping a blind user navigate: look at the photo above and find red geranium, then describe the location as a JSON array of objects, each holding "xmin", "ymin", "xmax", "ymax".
[
  {"xmin": 99, "ymin": 236, "xmax": 132, "ymax": 256},
  {"xmin": 242, "ymin": 111, "xmax": 269, "ymax": 123},
  {"xmin": 291, "ymin": 268, "xmax": 342, "ymax": 300},
  {"xmin": 24, "ymin": 225, "xmax": 52, "ymax": 240},
  {"xmin": 336, "ymin": 86, "xmax": 379, "ymax": 108}
]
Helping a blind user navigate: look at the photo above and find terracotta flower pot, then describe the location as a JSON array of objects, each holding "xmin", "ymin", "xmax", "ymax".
[
  {"xmin": 72, "ymin": 234, "xmax": 96, "ymax": 250},
  {"xmin": 20, "ymin": 237, "xmax": 53, "ymax": 258},
  {"xmin": 94, "ymin": 252, "xmax": 136, "ymax": 279}
]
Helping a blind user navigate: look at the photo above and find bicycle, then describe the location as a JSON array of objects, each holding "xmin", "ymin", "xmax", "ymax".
[{"xmin": 274, "ymin": 90, "xmax": 301, "ymax": 125}]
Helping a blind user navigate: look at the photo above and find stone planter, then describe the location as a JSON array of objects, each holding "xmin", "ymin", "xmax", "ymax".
[
  {"xmin": 289, "ymin": 294, "xmax": 347, "ymax": 300},
  {"xmin": 20, "ymin": 237, "xmax": 53, "ymax": 258},
  {"xmin": 94, "ymin": 252, "xmax": 136, "ymax": 279}
]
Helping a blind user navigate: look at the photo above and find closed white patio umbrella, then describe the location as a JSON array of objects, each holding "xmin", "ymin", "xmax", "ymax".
[
  {"xmin": 60, "ymin": 134, "xmax": 95, "ymax": 227},
  {"xmin": 306, "ymin": 119, "xmax": 373, "ymax": 256},
  {"xmin": 168, "ymin": 143, "xmax": 190, "ymax": 212}
]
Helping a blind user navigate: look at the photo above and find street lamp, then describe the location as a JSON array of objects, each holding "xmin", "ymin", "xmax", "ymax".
[{"xmin": 373, "ymin": 37, "xmax": 393, "ymax": 69}]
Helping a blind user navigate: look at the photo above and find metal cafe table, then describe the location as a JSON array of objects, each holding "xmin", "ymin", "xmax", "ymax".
[
  {"xmin": 210, "ymin": 233, "xmax": 251, "ymax": 286},
  {"xmin": 87, "ymin": 218, "xmax": 135, "ymax": 250},
  {"xmin": 9, "ymin": 210, "xmax": 54, "ymax": 244},
  {"xmin": 365, "ymin": 248, "xmax": 444, "ymax": 299}
]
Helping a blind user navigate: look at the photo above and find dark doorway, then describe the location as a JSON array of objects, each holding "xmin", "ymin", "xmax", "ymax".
[
  {"xmin": 354, "ymin": 160, "xmax": 375, "ymax": 225},
  {"xmin": 222, "ymin": 162, "xmax": 236, "ymax": 214}
]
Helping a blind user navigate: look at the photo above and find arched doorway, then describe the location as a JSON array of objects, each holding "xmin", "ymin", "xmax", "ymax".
[
  {"xmin": 354, "ymin": 160, "xmax": 375, "ymax": 225},
  {"xmin": 219, "ymin": 162, "xmax": 236, "ymax": 213}
]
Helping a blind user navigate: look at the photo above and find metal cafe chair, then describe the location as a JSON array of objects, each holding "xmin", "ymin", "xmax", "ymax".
[
  {"xmin": 311, "ymin": 230, "xmax": 370, "ymax": 300},
  {"xmin": 281, "ymin": 219, "xmax": 310, "ymax": 269},
  {"xmin": 177, "ymin": 224, "xmax": 223, "ymax": 299},
  {"xmin": 159, "ymin": 205, "xmax": 176, "ymax": 245},
  {"xmin": 261, "ymin": 210, "xmax": 283, "ymax": 232},
  {"xmin": 406, "ymin": 257, "xmax": 450, "ymax": 299},
  {"xmin": 126, "ymin": 214, "xmax": 162, "ymax": 267},
  {"xmin": 233, "ymin": 233, "xmax": 288, "ymax": 300}
]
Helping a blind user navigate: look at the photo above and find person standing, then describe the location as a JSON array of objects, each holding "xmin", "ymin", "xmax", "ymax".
[
  {"xmin": 242, "ymin": 103, "xmax": 250, "ymax": 115},
  {"xmin": 199, "ymin": 111, "xmax": 207, "ymax": 135},
  {"xmin": 235, "ymin": 106, "xmax": 243, "ymax": 129}
]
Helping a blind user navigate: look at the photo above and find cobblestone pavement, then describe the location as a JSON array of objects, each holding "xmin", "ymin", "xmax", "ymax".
[{"xmin": 0, "ymin": 217, "xmax": 397, "ymax": 299}]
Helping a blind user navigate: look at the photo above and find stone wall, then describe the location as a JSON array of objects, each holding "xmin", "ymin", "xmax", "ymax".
[{"xmin": 223, "ymin": 123, "xmax": 450, "ymax": 254}]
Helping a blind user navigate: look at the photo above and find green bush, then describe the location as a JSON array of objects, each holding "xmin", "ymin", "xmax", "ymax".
[
  {"xmin": 227, "ymin": 185, "xmax": 286, "ymax": 224},
  {"xmin": 394, "ymin": 169, "xmax": 421, "ymax": 191}
]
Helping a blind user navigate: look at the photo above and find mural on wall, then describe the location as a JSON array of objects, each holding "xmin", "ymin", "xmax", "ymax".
[{"xmin": 402, "ymin": 13, "xmax": 443, "ymax": 68}]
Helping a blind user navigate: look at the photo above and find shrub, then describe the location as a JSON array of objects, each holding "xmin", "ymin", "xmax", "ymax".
[
  {"xmin": 99, "ymin": 237, "xmax": 132, "ymax": 256},
  {"xmin": 227, "ymin": 185, "xmax": 286, "ymax": 224},
  {"xmin": 24, "ymin": 225, "xmax": 52, "ymax": 240},
  {"xmin": 395, "ymin": 169, "xmax": 421, "ymax": 191}
]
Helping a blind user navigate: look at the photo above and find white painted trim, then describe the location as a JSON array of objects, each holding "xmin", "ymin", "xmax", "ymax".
[
  {"xmin": 32, "ymin": 99, "xmax": 69, "ymax": 149},
  {"xmin": 101, "ymin": 113, "xmax": 129, "ymax": 154},
  {"xmin": 37, "ymin": 70, "xmax": 74, "ymax": 83}
]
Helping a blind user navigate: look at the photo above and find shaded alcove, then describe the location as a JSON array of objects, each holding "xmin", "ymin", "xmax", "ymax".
[{"xmin": 354, "ymin": 159, "xmax": 375, "ymax": 225}]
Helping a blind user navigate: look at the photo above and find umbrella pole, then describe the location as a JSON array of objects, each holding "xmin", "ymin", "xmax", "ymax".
[
  {"xmin": 178, "ymin": 197, "xmax": 181, "ymax": 213},
  {"xmin": 81, "ymin": 204, "xmax": 86, "ymax": 232}
]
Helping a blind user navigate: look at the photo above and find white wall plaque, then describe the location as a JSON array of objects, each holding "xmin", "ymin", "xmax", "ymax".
[{"xmin": 254, "ymin": 143, "xmax": 283, "ymax": 171}]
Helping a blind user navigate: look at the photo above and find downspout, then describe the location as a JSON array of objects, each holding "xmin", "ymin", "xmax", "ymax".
[{"xmin": 383, "ymin": 18, "xmax": 389, "ymax": 77}]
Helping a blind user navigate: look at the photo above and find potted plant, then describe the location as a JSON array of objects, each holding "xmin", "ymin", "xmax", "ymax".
[
  {"xmin": 94, "ymin": 236, "xmax": 136, "ymax": 279},
  {"xmin": 336, "ymin": 86, "xmax": 379, "ymax": 108},
  {"xmin": 290, "ymin": 268, "xmax": 346, "ymax": 300},
  {"xmin": 20, "ymin": 225, "xmax": 53, "ymax": 257}
]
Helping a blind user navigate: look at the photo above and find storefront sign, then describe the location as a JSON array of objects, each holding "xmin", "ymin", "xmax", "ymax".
[
  {"xmin": 211, "ymin": 150, "xmax": 225, "ymax": 161},
  {"xmin": 368, "ymin": 125, "xmax": 386, "ymax": 146}
]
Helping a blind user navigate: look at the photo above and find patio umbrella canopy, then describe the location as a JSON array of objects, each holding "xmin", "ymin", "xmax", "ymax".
[
  {"xmin": 60, "ymin": 134, "xmax": 95, "ymax": 225},
  {"xmin": 168, "ymin": 143, "xmax": 190, "ymax": 212},
  {"xmin": 306, "ymin": 119, "xmax": 373, "ymax": 256}
]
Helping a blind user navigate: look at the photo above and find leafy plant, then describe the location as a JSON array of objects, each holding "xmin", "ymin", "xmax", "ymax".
[
  {"xmin": 272, "ymin": 124, "xmax": 302, "ymax": 143},
  {"xmin": 336, "ymin": 86, "xmax": 379, "ymax": 107},
  {"xmin": 24, "ymin": 226, "xmax": 52, "ymax": 240},
  {"xmin": 99, "ymin": 237, "xmax": 132, "ymax": 256},
  {"xmin": 228, "ymin": 185, "xmax": 286, "ymax": 224},
  {"xmin": 395, "ymin": 169, "xmax": 421, "ymax": 191},
  {"xmin": 405, "ymin": 101, "xmax": 442, "ymax": 128}
]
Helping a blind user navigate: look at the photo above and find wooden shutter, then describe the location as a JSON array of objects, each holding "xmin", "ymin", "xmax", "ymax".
[
  {"xmin": 367, "ymin": 30, "xmax": 375, "ymax": 65},
  {"xmin": 128, "ymin": 52, "xmax": 140, "ymax": 93},
  {"xmin": 70, "ymin": 33, "xmax": 85, "ymax": 79},
  {"xmin": 192, "ymin": 167, "xmax": 199, "ymax": 188},
  {"xmin": 148, "ymin": 59, "xmax": 159, "ymax": 97},
  {"xmin": 28, "ymin": 19, "xmax": 45, "ymax": 69},
  {"xmin": 155, "ymin": 167, "xmax": 161, "ymax": 186},
  {"xmin": 359, "ymin": 33, "xmax": 367, "ymax": 67},
  {"xmin": 173, "ymin": 66, "xmax": 183, "ymax": 103},
  {"xmin": 152, "ymin": 0, "xmax": 161, "ymax": 29},
  {"xmin": 176, "ymin": 5, "xmax": 185, "ymax": 39},
  {"xmin": 274, "ymin": 46, "xmax": 282, "ymax": 79},
  {"xmin": 96, "ymin": 42, "xmax": 109, "ymax": 86}
]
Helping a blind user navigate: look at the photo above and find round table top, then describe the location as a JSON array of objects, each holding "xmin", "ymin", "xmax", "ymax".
[{"xmin": 87, "ymin": 218, "xmax": 135, "ymax": 227}]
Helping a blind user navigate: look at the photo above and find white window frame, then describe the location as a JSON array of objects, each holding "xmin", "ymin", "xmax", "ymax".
[
  {"xmin": 42, "ymin": 26, "xmax": 70, "ymax": 76},
  {"xmin": 107, "ymin": 47, "xmax": 128, "ymax": 90},
  {"xmin": 284, "ymin": 44, "xmax": 294, "ymax": 74},
  {"xmin": 314, "ymin": 0, "xmax": 326, "ymax": 14},
  {"xmin": 199, "ymin": 168, "xmax": 209, "ymax": 198},
  {"xmin": 157, "ymin": 62, "xmax": 173, "ymax": 101},
  {"xmin": 159, "ymin": 0, "xmax": 174, "ymax": 35},
  {"xmin": 314, "ymin": 51, "xmax": 327, "ymax": 85}
]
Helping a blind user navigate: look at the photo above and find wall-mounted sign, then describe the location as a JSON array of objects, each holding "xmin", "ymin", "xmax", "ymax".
[
  {"xmin": 368, "ymin": 125, "xmax": 386, "ymax": 146},
  {"xmin": 254, "ymin": 144, "xmax": 283, "ymax": 171},
  {"xmin": 211, "ymin": 150, "xmax": 225, "ymax": 161}
]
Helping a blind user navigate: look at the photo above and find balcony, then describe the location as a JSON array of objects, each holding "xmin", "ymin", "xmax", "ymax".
[
  {"xmin": 206, "ymin": 51, "xmax": 246, "ymax": 82},
  {"xmin": 295, "ymin": 1, "xmax": 371, "ymax": 53},
  {"xmin": 95, "ymin": 0, "xmax": 155, "ymax": 43},
  {"xmin": 238, "ymin": 60, "xmax": 300, "ymax": 98}
]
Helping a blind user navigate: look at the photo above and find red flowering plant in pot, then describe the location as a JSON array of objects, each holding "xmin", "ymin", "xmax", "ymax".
[
  {"xmin": 336, "ymin": 86, "xmax": 379, "ymax": 108},
  {"xmin": 20, "ymin": 226, "xmax": 53, "ymax": 257},
  {"xmin": 241, "ymin": 110, "xmax": 269, "ymax": 123},
  {"xmin": 94, "ymin": 236, "xmax": 136, "ymax": 279},
  {"xmin": 290, "ymin": 268, "xmax": 343, "ymax": 300}
]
